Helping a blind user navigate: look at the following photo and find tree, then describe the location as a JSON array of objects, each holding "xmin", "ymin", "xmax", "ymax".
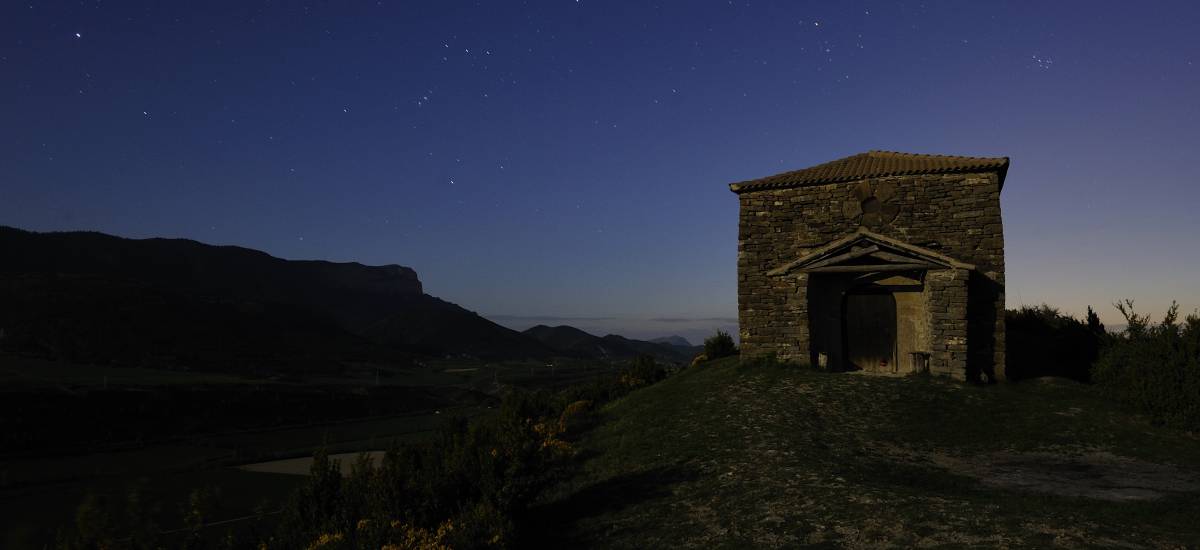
[
  {"xmin": 1086, "ymin": 305, "xmax": 1106, "ymax": 337},
  {"xmin": 703, "ymin": 330, "xmax": 738, "ymax": 360}
]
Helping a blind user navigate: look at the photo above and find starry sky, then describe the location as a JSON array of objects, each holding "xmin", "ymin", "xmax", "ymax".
[{"xmin": 3, "ymin": 1, "xmax": 1199, "ymax": 344}]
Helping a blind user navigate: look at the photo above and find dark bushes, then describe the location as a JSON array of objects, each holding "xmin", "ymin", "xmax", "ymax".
[
  {"xmin": 261, "ymin": 358, "xmax": 670, "ymax": 549},
  {"xmin": 1093, "ymin": 301, "xmax": 1200, "ymax": 429},
  {"xmin": 52, "ymin": 357, "xmax": 670, "ymax": 549},
  {"xmin": 703, "ymin": 330, "xmax": 738, "ymax": 361},
  {"xmin": 1005, "ymin": 305, "xmax": 1106, "ymax": 381}
]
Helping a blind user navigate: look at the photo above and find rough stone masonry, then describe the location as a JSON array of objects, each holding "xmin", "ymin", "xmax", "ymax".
[{"xmin": 730, "ymin": 151, "xmax": 1008, "ymax": 381}]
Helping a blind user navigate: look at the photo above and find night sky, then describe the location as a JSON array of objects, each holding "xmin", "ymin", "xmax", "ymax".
[{"xmin": 3, "ymin": 1, "xmax": 1198, "ymax": 343}]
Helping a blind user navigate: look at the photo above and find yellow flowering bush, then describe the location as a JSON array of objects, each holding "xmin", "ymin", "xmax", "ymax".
[
  {"xmin": 305, "ymin": 531, "xmax": 344, "ymax": 550},
  {"xmin": 382, "ymin": 518, "xmax": 454, "ymax": 550},
  {"xmin": 557, "ymin": 399, "xmax": 593, "ymax": 435}
]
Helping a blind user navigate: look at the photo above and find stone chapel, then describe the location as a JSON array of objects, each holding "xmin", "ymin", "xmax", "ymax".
[{"xmin": 730, "ymin": 151, "xmax": 1008, "ymax": 381}]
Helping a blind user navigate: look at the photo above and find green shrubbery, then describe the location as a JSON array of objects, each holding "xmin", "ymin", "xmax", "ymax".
[
  {"xmin": 1005, "ymin": 300, "xmax": 1200, "ymax": 428},
  {"xmin": 55, "ymin": 358, "xmax": 671, "ymax": 549},
  {"xmin": 703, "ymin": 330, "xmax": 738, "ymax": 360},
  {"xmin": 1092, "ymin": 301, "xmax": 1200, "ymax": 429},
  {"xmin": 263, "ymin": 397, "xmax": 559, "ymax": 549},
  {"xmin": 263, "ymin": 359, "xmax": 669, "ymax": 548},
  {"xmin": 1006, "ymin": 305, "xmax": 1107, "ymax": 381}
]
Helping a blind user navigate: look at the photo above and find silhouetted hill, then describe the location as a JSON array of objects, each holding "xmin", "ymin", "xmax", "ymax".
[
  {"xmin": 522, "ymin": 325, "xmax": 697, "ymax": 364},
  {"xmin": 0, "ymin": 226, "xmax": 551, "ymax": 371},
  {"xmin": 522, "ymin": 325, "xmax": 601, "ymax": 352},
  {"xmin": 649, "ymin": 335, "xmax": 693, "ymax": 347}
]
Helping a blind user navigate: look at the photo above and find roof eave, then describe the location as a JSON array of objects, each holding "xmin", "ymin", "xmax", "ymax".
[
  {"xmin": 729, "ymin": 162, "xmax": 1011, "ymax": 195},
  {"xmin": 996, "ymin": 158, "xmax": 1010, "ymax": 193}
]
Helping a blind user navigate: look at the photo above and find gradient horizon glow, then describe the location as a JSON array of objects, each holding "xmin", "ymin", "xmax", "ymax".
[{"xmin": 3, "ymin": 1, "xmax": 1198, "ymax": 344}]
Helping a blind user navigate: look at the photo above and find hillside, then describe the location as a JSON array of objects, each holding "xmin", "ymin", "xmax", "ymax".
[
  {"xmin": 522, "ymin": 325, "xmax": 700, "ymax": 364},
  {"xmin": 535, "ymin": 359, "xmax": 1200, "ymax": 548},
  {"xmin": 0, "ymin": 226, "xmax": 551, "ymax": 371}
]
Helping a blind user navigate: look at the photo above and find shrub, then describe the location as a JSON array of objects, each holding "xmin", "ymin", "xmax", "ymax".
[
  {"xmin": 81, "ymin": 362, "xmax": 672, "ymax": 548},
  {"xmin": 1093, "ymin": 300, "xmax": 1200, "ymax": 429},
  {"xmin": 1005, "ymin": 304, "xmax": 1106, "ymax": 381},
  {"xmin": 557, "ymin": 400, "xmax": 594, "ymax": 435},
  {"xmin": 267, "ymin": 372, "xmax": 657, "ymax": 549},
  {"xmin": 703, "ymin": 330, "xmax": 738, "ymax": 360},
  {"xmin": 54, "ymin": 484, "xmax": 163, "ymax": 550},
  {"xmin": 268, "ymin": 413, "xmax": 515, "ymax": 548},
  {"xmin": 618, "ymin": 354, "xmax": 666, "ymax": 388}
]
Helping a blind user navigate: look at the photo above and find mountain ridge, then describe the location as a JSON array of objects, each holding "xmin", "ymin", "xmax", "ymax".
[
  {"xmin": 649, "ymin": 335, "xmax": 693, "ymax": 347},
  {"xmin": 522, "ymin": 324, "xmax": 700, "ymax": 364},
  {"xmin": 0, "ymin": 226, "xmax": 552, "ymax": 370}
]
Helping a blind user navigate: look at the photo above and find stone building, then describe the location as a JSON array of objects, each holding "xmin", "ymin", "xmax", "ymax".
[{"xmin": 730, "ymin": 151, "xmax": 1008, "ymax": 381}]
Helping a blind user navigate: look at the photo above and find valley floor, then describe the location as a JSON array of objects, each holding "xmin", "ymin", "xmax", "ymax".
[{"xmin": 536, "ymin": 358, "xmax": 1200, "ymax": 548}]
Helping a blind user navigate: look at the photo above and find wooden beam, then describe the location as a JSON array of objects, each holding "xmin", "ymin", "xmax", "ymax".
[
  {"xmin": 868, "ymin": 249, "xmax": 930, "ymax": 264},
  {"xmin": 804, "ymin": 245, "xmax": 880, "ymax": 270},
  {"xmin": 802, "ymin": 263, "xmax": 940, "ymax": 273},
  {"xmin": 851, "ymin": 228, "xmax": 976, "ymax": 270}
]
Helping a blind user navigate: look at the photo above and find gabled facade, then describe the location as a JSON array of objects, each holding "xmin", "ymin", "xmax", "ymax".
[{"xmin": 730, "ymin": 151, "xmax": 1008, "ymax": 381}]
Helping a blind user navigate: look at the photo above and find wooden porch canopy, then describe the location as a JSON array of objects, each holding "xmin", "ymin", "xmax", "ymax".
[{"xmin": 767, "ymin": 228, "xmax": 975, "ymax": 276}]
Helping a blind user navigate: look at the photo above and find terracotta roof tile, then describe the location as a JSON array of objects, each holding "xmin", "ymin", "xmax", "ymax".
[{"xmin": 728, "ymin": 150, "xmax": 1009, "ymax": 193}]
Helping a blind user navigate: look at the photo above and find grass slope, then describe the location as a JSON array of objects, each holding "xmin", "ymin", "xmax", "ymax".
[{"xmin": 536, "ymin": 358, "xmax": 1200, "ymax": 548}]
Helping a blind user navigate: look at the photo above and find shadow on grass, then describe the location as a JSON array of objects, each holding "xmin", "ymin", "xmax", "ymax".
[{"xmin": 521, "ymin": 463, "xmax": 699, "ymax": 547}]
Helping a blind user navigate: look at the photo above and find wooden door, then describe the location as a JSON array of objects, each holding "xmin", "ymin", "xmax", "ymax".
[{"xmin": 844, "ymin": 291, "xmax": 897, "ymax": 371}]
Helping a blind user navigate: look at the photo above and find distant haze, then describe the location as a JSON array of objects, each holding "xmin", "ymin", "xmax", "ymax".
[{"xmin": 489, "ymin": 315, "xmax": 736, "ymax": 347}]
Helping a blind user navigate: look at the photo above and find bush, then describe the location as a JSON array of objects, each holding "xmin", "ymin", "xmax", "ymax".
[
  {"xmin": 618, "ymin": 354, "xmax": 666, "ymax": 387},
  {"xmin": 703, "ymin": 330, "xmax": 739, "ymax": 360},
  {"xmin": 1093, "ymin": 300, "xmax": 1200, "ymax": 429},
  {"xmin": 264, "ymin": 363, "xmax": 672, "ymax": 549},
  {"xmin": 1005, "ymin": 305, "xmax": 1106, "ymax": 381},
  {"xmin": 62, "ymin": 363, "xmax": 673, "ymax": 549},
  {"xmin": 557, "ymin": 400, "xmax": 595, "ymax": 435},
  {"xmin": 54, "ymin": 483, "xmax": 163, "ymax": 550}
]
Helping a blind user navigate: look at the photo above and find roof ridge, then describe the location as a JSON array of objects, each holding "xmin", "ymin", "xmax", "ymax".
[
  {"xmin": 729, "ymin": 150, "xmax": 1009, "ymax": 194},
  {"xmin": 868, "ymin": 150, "xmax": 998, "ymax": 160}
]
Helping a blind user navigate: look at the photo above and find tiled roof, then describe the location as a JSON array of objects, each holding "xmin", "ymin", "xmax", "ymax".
[{"xmin": 728, "ymin": 150, "xmax": 1009, "ymax": 193}]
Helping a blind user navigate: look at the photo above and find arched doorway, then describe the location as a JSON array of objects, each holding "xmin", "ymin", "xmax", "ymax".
[{"xmin": 843, "ymin": 288, "xmax": 897, "ymax": 372}]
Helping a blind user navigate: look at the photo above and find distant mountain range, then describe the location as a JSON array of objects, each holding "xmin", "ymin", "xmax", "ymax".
[
  {"xmin": 522, "ymin": 325, "xmax": 701, "ymax": 364},
  {"xmin": 649, "ymin": 335, "xmax": 693, "ymax": 348},
  {"xmin": 0, "ymin": 226, "xmax": 699, "ymax": 373}
]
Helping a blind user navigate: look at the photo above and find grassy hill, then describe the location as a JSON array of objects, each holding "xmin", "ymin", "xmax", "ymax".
[{"xmin": 535, "ymin": 358, "xmax": 1200, "ymax": 548}]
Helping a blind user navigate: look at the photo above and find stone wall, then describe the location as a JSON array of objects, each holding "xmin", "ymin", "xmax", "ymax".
[
  {"xmin": 925, "ymin": 268, "xmax": 969, "ymax": 378},
  {"xmin": 736, "ymin": 172, "xmax": 1005, "ymax": 379}
]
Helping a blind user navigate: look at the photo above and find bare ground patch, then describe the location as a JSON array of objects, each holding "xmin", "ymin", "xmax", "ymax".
[{"xmin": 927, "ymin": 450, "xmax": 1200, "ymax": 501}]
